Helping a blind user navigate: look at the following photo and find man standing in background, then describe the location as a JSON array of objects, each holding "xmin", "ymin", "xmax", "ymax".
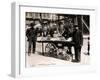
[{"xmin": 72, "ymin": 25, "xmax": 83, "ymax": 62}]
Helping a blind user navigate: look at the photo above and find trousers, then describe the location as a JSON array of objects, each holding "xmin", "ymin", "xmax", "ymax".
[
  {"xmin": 74, "ymin": 46, "xmax": 81, "ymax": 61},
  {"xmin": 28, "ymin": 40, "xmax": 36, "ymax": 53}
]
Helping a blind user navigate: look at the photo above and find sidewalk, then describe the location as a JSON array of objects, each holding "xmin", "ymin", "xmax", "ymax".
[{"xmin": 26, "ymin": 50, "xmax": 90, "ymax": 67}]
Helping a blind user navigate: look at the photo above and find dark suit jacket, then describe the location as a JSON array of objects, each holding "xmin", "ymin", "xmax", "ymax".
[
  {"xmin": 72, "ymin": 29, "xmax": 83, "ymax": 48},
  {"xmin": 26, "ymin": 28, "xmax": 37, "ymax": 42}
]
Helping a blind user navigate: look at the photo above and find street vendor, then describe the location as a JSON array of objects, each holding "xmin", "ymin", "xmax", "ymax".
[
  {"xmin": 49, "ymin": 23, "xmax": 56, "ymax": 37},
  {"xmin": 42, "ymin": 23, "xmax": 49, "ymax": 37}
]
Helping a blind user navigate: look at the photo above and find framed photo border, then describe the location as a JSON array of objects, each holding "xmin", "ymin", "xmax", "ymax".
[{"xmin": 11, "ymin": 2, "xmax": 96, "ymax": 78}]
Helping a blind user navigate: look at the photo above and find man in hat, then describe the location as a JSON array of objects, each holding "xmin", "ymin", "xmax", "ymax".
[
  {"xmin": 72, "ymin": 25, "xmax": 83, "ymax": 62},
  {"xmin": 26, "ymin": 23, "xmax": 37, "ymax": 56}
]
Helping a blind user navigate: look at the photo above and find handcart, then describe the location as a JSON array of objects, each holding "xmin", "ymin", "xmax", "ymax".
[{"xmin": 37, "ymin": 37, "xmax": 74, "ymax": 61}]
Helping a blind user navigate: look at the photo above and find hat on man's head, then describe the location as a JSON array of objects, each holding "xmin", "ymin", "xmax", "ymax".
[
  {"xmin": 30, "ymin": 23, "xmax": 34, "ymax": 27},
  {"xmin": 74, "ymin": 25, "xmax": 79, "ymax": 28}
]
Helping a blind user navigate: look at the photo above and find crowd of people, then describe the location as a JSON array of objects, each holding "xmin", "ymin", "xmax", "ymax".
[{"xmin": 26, "ymin": 17, "xmax": 83, "ymax": 62}]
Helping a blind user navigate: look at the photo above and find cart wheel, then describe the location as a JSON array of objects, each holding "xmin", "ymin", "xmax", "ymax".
[
  {"xmin": 45, "ymin": 43, "xmax": 57, "ymax": 57},
  {"xmin": 64, "ymin": 54, "xmax": 71, "ymax": 61},
  {"xmin": 57, "ymin": 48, "xmax": 71, "ymax": 61}
]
